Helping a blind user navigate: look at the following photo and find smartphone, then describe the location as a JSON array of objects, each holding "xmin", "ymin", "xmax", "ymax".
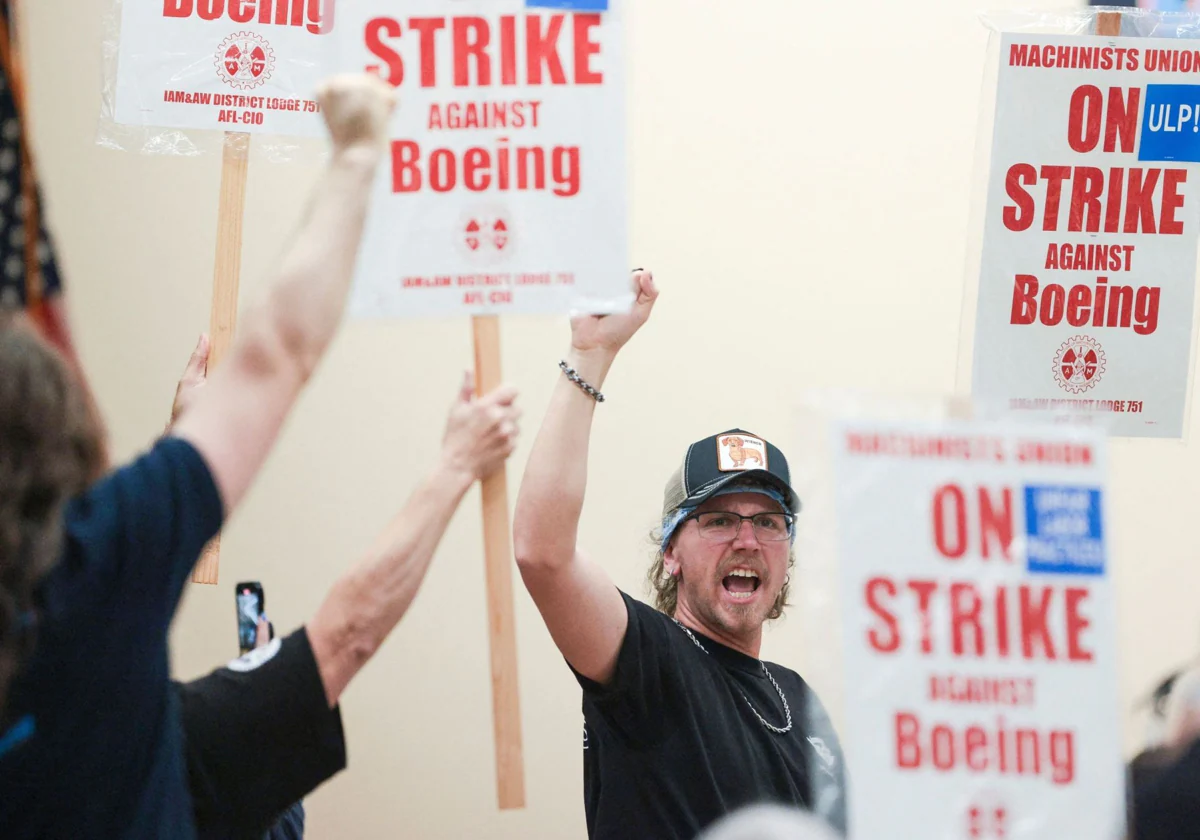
[{"xmin": 235, "ymin": 581, "xmax": 265, "ymax": 654}]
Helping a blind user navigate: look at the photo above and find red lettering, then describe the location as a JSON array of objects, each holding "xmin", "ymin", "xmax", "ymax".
[
  {"xmin": 1041, "ymin": 165, "xmax": 1072, "ymax": 231},
  {"xmin": 1066, "ymin": 285, "xmax": 1091, "ymax": 327},
  {"xmin": 865, "ymin": 577, "xmax": 900, "ymax": 653},
  {"xmin": 1161, "ymin": 169, "xmax": 1186, "ymax": 235},
  {"xmin": 1124, "ymin": 168, "xmax": 1159, "ymax": 234},
  {"xmin": 409, "ymin": 18, "xmax": 447, "ymax": 87},
  {"xmin": 1067, "ymin": 85, "xmax": 1103, "ymax": 153},
  {"xmin": 573, "ymin": 14, "xmax": 603, "ymax": 83},
  {"xmin": 453, "ymin": 17, "xmax": 491, "ymax": 86},
  {"xmin": 197, "ymin": 0, "xmax": 225, "ymax": 21},
  {"xmin": 1105, "ymin": 87, "xmax": 1140, "ymax": 153},
  {"xmin": 951, "ymin": 583, "xmax": 984, "ymax": 656},
  {"xmin": 365, "ymin": 18, "xmax": 404, "ymax": 85},
  {"xmin": 229, "ymin": 0, "xmax": 253, "ymax": 23},
  {"xmin": 1020, "ymin": 586, "xmax": 1057, "ymax": 660},
  {"xmin": 1039, "ymin": 284, "xmax": 1065, "ymax": 326},
  {"xmin": 391, "ymin": 140, "xmax": 421, "ymax": 192},
  {"xmin": 526, "ymin": 15, "xmax": 567, "ymax": 85},
  {"xmin": 978, "ymin": 487, "xmax": 1012, "ymax": 561},
  {"xmin": 933, "ymin": 485, "xmax": 967, "ymax": 560},
  {"xmin": 430, "ymin": 148, "xmax": 457, "ymax": 192},
  {"xmin": 896, "ymin": 712, "xmax": 921, "ymax": 769},
  {"xmin": 500, "ymin": 16, "xmax": 518, "ymax": 85},
  {"xmin": 1010, "ymin": 275, "xmax": 1038, "ymax": 325},
  {"xmin": 1004, "ymin": 164, "xmax": 1037, "ymax": 231},
  {"xmin": 1065, "ymin": 587, "xmax": 1094, "ymax": 662},
  {"xmin": 909, "ymin": 580, "xmax": 938, "ymax": 655},
  {"xmin": 164, "ymin": 0, "xmax": 192, "ymax": 15},
  {"xmin": 1068, "ymin": 167, "xmax": 1104, "ymax": 232},
  {"xmin": 464, "ymin": 147, "xmax": 490, "ymax": 191}
]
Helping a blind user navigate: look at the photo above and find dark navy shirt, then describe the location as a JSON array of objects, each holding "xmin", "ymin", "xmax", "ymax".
[{"xmin": 0, "ymin": 437, "xmax": 223, "ymax": 838}]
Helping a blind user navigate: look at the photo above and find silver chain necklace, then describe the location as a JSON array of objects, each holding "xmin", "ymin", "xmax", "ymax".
[{"xmin": 672, "ymin": 619, "xmax": 793, "ymax": 735}]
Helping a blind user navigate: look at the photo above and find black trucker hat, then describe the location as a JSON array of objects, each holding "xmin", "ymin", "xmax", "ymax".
[{"xmin": 661, "ymin": 429, "xmax": 800, "ymax": 516}]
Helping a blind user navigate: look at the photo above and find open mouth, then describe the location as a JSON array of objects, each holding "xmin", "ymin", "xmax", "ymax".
[{"xmin": 722, "ymin": 569, "xmax": 761, "ymax": 600}]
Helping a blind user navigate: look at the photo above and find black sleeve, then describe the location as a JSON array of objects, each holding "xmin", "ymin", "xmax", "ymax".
[
  {"xmin": 570, "ymin": 591, "xmax": 678, "ymax": 745},
  {"xmin": 179, "ymin": 628, "xmax": 346, "ymax": 838},
  {"xmin": 800, "ymin": 685, "xmax": 848, "ymax": 837},
  {"xmin": 1133, "ymin": 737, "xmax": 1200, "ymax": 840},
  {"xmin": 62, "ymin": 436, "xmax": 223, "ymax": 625}
]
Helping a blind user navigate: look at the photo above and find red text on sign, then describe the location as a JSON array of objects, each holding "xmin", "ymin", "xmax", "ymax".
[
  {"xmin": 162, "ymin": 0, "xmax": 331, "ymax": 35},
  {"xmin": 1010, "ymin": 274, "xmax": 1160, "ymax": 335},
  {"xmin": 1003, "ymin": 164, "xmax": 1187, "ymax": 235},
  {"xmin": 364, "ymin": 14, "xmax": 603, "ymax": 88},
  {"xmin": 865, "ymin": 578, "xmax": 1095, "ymax": 661},
  {"xmin": 895, "ymin": 712, "xmax": 1075, "ymax": 785},
  {"xmin": 391, "ymin": 138, "xmax": 579, "ymax": 196}
]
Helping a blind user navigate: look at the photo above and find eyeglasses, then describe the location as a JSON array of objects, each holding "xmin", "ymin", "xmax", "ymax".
[{"xmin": 684, "ymin": 511, "xmax": 795, "ymax": 542}]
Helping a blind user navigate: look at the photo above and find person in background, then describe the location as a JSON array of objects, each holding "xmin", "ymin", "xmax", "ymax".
[{"xmin": 167, "ymin": 336, "xmax": 520, "ymax": 839}]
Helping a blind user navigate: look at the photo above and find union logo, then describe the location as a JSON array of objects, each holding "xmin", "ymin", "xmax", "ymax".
[
  {"xmin": 1052, "ymin": 335, "xmax": 1106, "ymax": 394},
  {"xmin": 215, "ymin": 32, "xmax": 275, "ymax": 90}
]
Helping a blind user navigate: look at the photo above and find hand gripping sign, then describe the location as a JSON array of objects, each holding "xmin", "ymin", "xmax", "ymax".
[
  {"xmin": 794, "ymin": 396, "xmax": 1124, "ymax": 840},
  {"xmin": 959, "ymin": 8, "xmax": 1200, "ymax": 439}
]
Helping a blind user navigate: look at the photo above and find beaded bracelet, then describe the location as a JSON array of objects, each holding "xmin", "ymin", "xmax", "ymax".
[{"xmin": 559, "ymin": 360, "xmax": 605, "ymax": 402}]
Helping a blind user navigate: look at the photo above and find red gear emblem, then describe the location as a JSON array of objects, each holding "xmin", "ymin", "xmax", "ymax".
[
  {"xmin": 215, "ymin": 32, "xmax": 275, "ymax": 90},
  {"xmin": 1052, "ymin": 335, "xmax": 1107, "ymax": 394}
]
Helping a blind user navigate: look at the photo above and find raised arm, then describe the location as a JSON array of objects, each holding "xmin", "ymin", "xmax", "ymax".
[
  {"xmin": 306, "ymin": 374, "xmax": 519, "ymax": 706},
  {"xmin": 513, "ymin": 270, "xmax": 658, "ymax": 684},
  {"xmin": 170, "ymin": 75, "xmax": 394, "ymax": 515}
]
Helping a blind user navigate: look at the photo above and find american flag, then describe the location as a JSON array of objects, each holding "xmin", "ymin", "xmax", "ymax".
[{"xmin": 0, "ymin": 1, "xmax": 81, "ymax": 366}]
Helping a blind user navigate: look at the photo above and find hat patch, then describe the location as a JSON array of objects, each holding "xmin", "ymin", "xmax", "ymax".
[{"xmin": 717, "ymin": 434, "xmax": 768, "ymax": 472}]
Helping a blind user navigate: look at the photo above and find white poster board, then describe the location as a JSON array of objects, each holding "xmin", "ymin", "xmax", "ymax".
[
  {"xmin": 832, "ymin": 417, "xmax": 1124, "ymax": 839},
  {"xmin": 335, "ymin": 0, "xmax": 630, "ymax": 318},
  {"xmin": 112, "ymin": 0, "xmax": 333, "ymax": 137},
  {"xmin": 972, "ymin": 34, "xmax": 1200, "ymax": 438}
]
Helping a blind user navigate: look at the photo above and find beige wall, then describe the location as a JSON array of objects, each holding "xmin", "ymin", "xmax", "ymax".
[{"xmin": 21, "ymin": 0, "xmax": 1200, "ymax": 836}]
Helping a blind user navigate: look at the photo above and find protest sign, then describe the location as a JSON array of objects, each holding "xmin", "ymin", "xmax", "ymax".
[
  {"xmin": 831, "ymin": 418, "xmax": 1123, "ymax": 838},
  {"xmin": 112, "ymin": 0, "xmax": 333, "ymax": 137},
  {"xmin": 335, "ymin": 0, "xmax": 630, "ymax": 318},
  {"xmin": 972, "ymin": 33, "xmax": 1200, "ymax": 438}
]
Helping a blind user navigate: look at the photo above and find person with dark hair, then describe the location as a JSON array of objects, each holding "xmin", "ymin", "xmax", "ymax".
[
  {"xmin": 0, "ymin": 74, "xmax": 397, "ymax": 839},
  {"xmin": 513, "ymin": 271, "xmax": 846, "ymax": 840}
]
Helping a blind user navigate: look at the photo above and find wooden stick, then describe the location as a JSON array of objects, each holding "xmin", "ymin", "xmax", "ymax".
[
  {"xmin": 1096, "ymin": 10, "xmax": 1121, "ymax": 37},
  {"xmin": 191, "ymin": 131, "xmax": 251, "ymax": 585},
  {"xmin": 472, "ymin": 314, "xmax": 526, "ymax": 810}
]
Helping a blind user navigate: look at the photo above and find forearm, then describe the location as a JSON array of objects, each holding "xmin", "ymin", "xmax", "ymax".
[
  {"xmin": 250, "ymin": 145, "xmax": 381, "ymax": 379},
  {"xmin": 308, "ymin": 461, "xmax": 475, "ymax": 706},
  {"xmin": 513, "ymin": 349, "xmax": 613, "ymax": 570}
]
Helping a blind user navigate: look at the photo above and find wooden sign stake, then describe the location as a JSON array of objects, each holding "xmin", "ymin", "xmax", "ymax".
[
  {"xmin": 472, "ymin": 314, "xmax": 525, "ymax": 809},
  {"xmin": 191, "ymin": 130, "xmax": 250, "ymax": 585}
]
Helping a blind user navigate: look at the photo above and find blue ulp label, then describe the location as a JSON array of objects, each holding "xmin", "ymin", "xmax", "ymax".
[
  {"xmin": 1139, "ymin": 84, "xmax": 1200, "ymax": 162},
  {"xmin": 1024, "ymin": 486, "xmax": 1105, "ymax": 576}
]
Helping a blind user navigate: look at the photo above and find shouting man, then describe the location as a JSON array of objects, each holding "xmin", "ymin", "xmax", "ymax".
[{"xmin": 513, "ymin": 271, "xmax": 847, "ymax": 839}]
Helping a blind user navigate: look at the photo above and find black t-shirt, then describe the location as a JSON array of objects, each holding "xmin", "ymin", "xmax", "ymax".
[
  {"xmin": 1132, "ymin": 737, "xmax": 1200, "ymax": 840},
  {"xmin": 575, "ymin": 592, "xmax": 847, "ymax": 840},
  {"xmin": 0, "ymin": 437, "xmax": 223, "ymax": 839},
  {"xmin": 178, "ymin": 627, "xmax": 347, "ymax": 840}
]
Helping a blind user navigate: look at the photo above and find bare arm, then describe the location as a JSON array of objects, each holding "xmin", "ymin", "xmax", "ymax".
[
  {"xmin": 513, "ymin": 271, "xmax": 658, "ymax": 685},
  {"xmin": 307, "ymin": 375, "xmax": 520, "ymax": 707},
  {"xmin": 171, "ymin": 75, "xmax": 394, "ymax": 515}
]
